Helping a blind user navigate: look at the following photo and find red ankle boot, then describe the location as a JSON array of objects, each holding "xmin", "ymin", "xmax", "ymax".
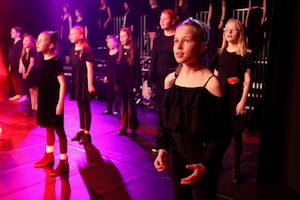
[
  {"xmin": 51, "ymin": 159, "xmax": 69, "ymax": 177},
  {"xmin": 34, "ymin": 152, "xmax": 54, "ymax": 168}
]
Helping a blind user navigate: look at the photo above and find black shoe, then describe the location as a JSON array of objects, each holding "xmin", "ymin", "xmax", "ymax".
[
  {"xmin": 34, "ymin": 153, "xmax": 54, "ymax": 168},
  {"xmin": 79, "ymin": 133, "xmax": 92, "ymax": 144},
  {"xmin": 102, "ymin": 110, "xmax": 112, "ymax": 115},
  {"xmin": 128, "ymin": 130, "xmax": 137, "ymax": 138},
  {"xmin": 71, "ymin": 131, "xmax": 84, "ymax": 141},
  {"xmin": 51, "ymin": 159, "xmax": 69, "ymax": 177},
  {"xmin": 117, "ymin": 129, "xmax": 127, "ymax": 136}
]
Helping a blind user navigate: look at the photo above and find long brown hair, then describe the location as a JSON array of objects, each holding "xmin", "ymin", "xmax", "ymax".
[{"xmin": 118, "ymin": 27, "xmax": 137, "ymax": 66}]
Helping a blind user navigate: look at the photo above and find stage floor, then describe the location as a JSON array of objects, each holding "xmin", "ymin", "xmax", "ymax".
[{"xmin": 0, "ymin": 94, "xmax": 297, "ymax": 200}]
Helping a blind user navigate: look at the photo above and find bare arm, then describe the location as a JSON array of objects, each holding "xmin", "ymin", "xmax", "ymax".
[
  {"xmin": 207, "ymin": 2, "xmax": 212, "ymax": 29},
  {"xmin": 56, "ymin": 73, "xmax": 67, "ymax": 115},
  {"xmin": 261, "ymin": 0, "xmax": 267, "ymax": 25},
  {"xmin": 236, "ymin": 68, "xmax": 251, "ymax": 115},
  {"xmin": 104, "ymin": 7, "xmax": 112, "ymax": 28},
  {"xmin": 245, "ymin": 0, "xmax": 252, "ymax": 28},
  {"xmin": 86, "ymin": 60, "xmax": 95, "ymax": 94},
  {"xmin": 218, "ymin": 0, "xmax": 226, "ymax": 29}
]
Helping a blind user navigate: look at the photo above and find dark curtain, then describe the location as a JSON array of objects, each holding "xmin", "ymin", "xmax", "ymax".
[{"xmin": 257, "ymin": 0, "xmax": 300, "ymax": 195}]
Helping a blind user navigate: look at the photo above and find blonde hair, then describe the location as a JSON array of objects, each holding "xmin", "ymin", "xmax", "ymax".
[
  {"xmin": 219, "ymin": 18, "xmax": 251, "ymax": 57},
  {"xmin": 71, "ymin": 26, "xmax": 91, "ymax": 60}
]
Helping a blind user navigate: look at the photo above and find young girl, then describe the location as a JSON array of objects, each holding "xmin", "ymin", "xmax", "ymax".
[
  {"xmin": 20, "ymin": 34, "xmax": 39, "ymax": 111},
  {"xmin": 115, "ymin": 27, "xmax": 140, "ymax": 137},
  {"xmin": 60, "ymin": 3, "xmax": 73, "ymax": 64},
  {"xmin": 154, "ymin": 18, "xmax": 230, "ymax": 199},
  {"xmin": 8, "ymin": 26, "xmax": 26, "ymax": 102},
  {"xmin": 34, "ymin": 31, "xmax": 68, "ymax": 177},
  {"xmin": 102, "ymin": 35, "xmax": 120, "ymax": 115},
  {"xmin": 147, "ymin": 9, "xmax": 178, "ymax": 152},
  {"xmin": 210, "ymin": 18, "xmax": 254, "ymax": 184},
  {"xmin": 69, "ymin": 26, "xmax": 95, "ymax": 144}
]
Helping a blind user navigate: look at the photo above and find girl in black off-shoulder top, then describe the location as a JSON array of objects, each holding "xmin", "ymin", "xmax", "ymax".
[{"xmin": 154, "ymin": 18, "xmax": 230, "ymax": 200}]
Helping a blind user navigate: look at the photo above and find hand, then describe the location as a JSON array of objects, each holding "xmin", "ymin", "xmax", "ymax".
[
  {"xmin": 56, "ymin": 104, "xmax": 64, "ymax": 115},
  {"xmin": 88, "ymin": 85, "xmax": 96, "ymax": 95},
  {"xmin": 180, "ymin": 164, "xmax": 206, "ymax": 185},
  {"xmin": 103, "ymin": 76, "xmax": 108, "ymax": 83},
  {"xmin": 154, "ymin": 150, "xmax": 168, "ymax": 172},
  {"xmin": 236, "ymin": 101, "xmax": 246, "ymax": 115},
  {"xmin": 133, "ymin": 88, "xmax": 136, "ymax": 93}
]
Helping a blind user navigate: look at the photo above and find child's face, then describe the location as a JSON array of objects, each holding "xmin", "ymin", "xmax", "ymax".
[
  {"xmin": 119, "ymin": 31, "xmax": 130, "ymax": 46},
  {"xmin": 36, "ymin": 33, "xmax": 49, "ymax": 53},
  {"xmin": 10, "ymin": 29, "xmax": 20, "ymax": 39},
  {"xmin": 106, "ymin": 38, "xmax": 117, "ymax": 49},
  {"xmin": 173, "ymin": 25, "xmax": 202, "ymax": 64},
  {"xmin": 69, "ymin": 28, "xmax": 82, "ymax": 44},
  {"xmin": 160, "ymin": 12, "xmax": 173, "ymax": 30},
  {"xmin": 23, "ymin": 36, "xmax": 32, "ymax": 49},
  {"xmin": 223, "ymin": 21, "xmax": 240, "ymax": 43}
]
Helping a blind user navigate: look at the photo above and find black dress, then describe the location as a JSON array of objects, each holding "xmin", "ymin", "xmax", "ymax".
[
  {"xmin": 21, "ymin": 48, "xmax": 39, "ymax": 88},
  {"xmin": 148, "ymin": 34, "xmax": 178, "ymax": 108},
  {"xmin": 210, "ymin": 49, "xmax": 254, "ymax": 132},
  {"xmin": 146, "ymin": 7, "xmax": 161, "ymax": 32},
  {"xmin": 115, "ymin": 48, "xmax": 140, "ymax": 130},
  {"xmin": 156, "ymin": 78, "xmax": 229, "ymax": 199},
  {"xmin": 37, "ymin": 56, "xmax": 64, "ymax": 128},
  {"xmin": 69, "ymin": 48, "xmax": 94, "ymax": 102},
  {"xmin": 60, "ymin": 15, "xmax": 72, "ymax": 58}
]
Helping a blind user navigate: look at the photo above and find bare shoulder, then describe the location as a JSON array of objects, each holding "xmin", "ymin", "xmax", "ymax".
[
  {"xmin": 205, "ymin": 75, "xmax": 223, "ymax": 97},
  {"xmin": 164, "ymin": 72, "xmax": 176, "ymax": 89}
]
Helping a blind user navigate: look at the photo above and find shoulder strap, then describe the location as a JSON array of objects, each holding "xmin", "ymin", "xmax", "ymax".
[{"xmin": 203, "ymin": 74, "xmax": 215, "ymax": 88}]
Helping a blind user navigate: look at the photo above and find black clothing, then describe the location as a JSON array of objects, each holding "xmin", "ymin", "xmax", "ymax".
[
  {"xmin": 37, "ymin": 56, "xmax": 64, "ymax": 128},
  {"xmin": 122, "ymin": 9, "xmax": 135, "ymax": 29},
  {"xmin": 148, "ymin": 34, "xmax": 178, "ymax": 107},
  {"xmin": 9, "ymin": 40, "xmax": 23, "ymax": 73},
  {"xmin": 9, "ymin": 39, "xmax": 26, "ymax": 95},
  {"xmin": 210, "ymin": 49, "xmax": 254, "ymax": 172},
  {"xmin": 210, "ymin": 49, "xmax": 254, "ymax": 131},
  {"xmin": 247, "ymin": 7, "xmax": 264, "ymax": 58},
  {"xmin": 208, "ymin": 0, "xmax": 229, "ymax": 61},
  {"xmin": 105, "ymin": 51, "xmax": 120, "ymax": 113},
  {"xmin": 21, "ymin": 48, "xmax": 39, "ymax": 88},
  {"xmin": 69, "ymin": 47, "xmax": 94, "ymax": 102},
  {"xmin": 116, "ymin": 48, "xmax": 140, "ymax": 131},
  {"xmin": 60, "ymin": 15, "xmax": 73, "ymax": 58},
  {"xmin": 98, "ymin": 6, "xmax": 112, "ymax": 45},
  {"xmin": 157, "ymin": 76, "xmax": 229, "ymax": 199},
  {"xmin": 146, "ymin": 7, "xmax": 161, "ymax": 32}
]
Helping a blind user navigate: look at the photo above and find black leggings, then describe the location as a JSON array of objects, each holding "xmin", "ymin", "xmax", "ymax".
[{"xmin": 77, "ymin": 101, "xmax": 92, "ymax": 132}]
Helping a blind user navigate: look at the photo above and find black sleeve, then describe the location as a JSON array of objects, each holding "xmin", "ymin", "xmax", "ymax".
[{"xmin": 156, "ymin": 90, "xmax": 172, "ymax": 152}]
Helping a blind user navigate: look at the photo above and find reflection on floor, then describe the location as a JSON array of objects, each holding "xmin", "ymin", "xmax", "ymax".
[{"xmin": 0, "ymin": 94, "xmax": 297, "ymax": 200}]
